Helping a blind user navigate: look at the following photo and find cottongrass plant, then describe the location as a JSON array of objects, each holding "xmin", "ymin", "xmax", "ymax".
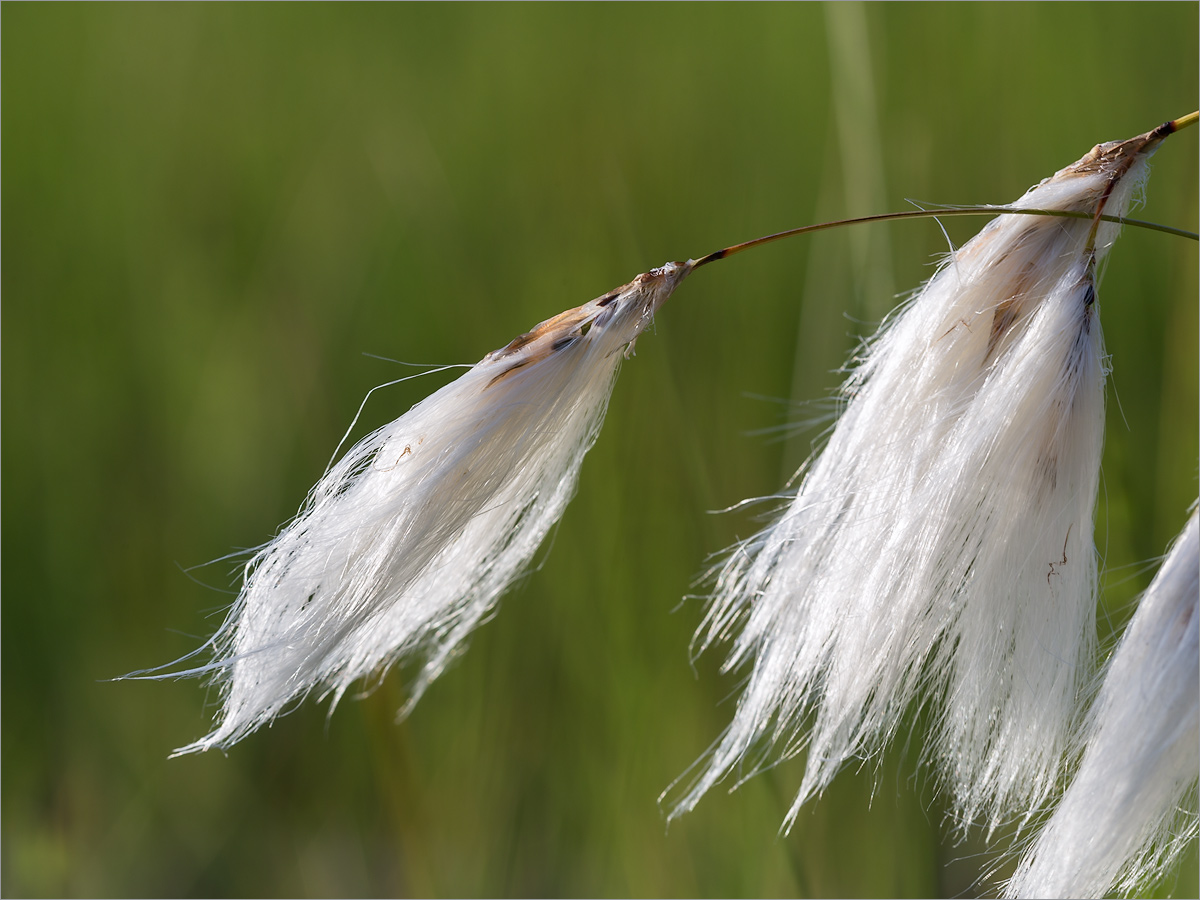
[
  {"xmin": 168, "ymin": 262, "xmax": 694, "ymax": 754},
  {"xmin": 669, "ymin": 121, "xmax": 1186, "ymax": 834},
  {"xmin": 1004, "ymin": 507, "xmax": 1199, "ymax": 899},
  {"xmin": 150, "ymin": 116, "xmax": 1194, "ymax": 876}
]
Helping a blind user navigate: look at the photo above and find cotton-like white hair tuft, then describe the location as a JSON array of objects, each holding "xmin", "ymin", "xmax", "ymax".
[
  {"xmin": 1004, "ymin": 507, "xmax": 1199, "ymax": 900},
  {"xmin": 670, "ymin": 125, "xmax": 1173, "ymax": 832},
  {"xmin": 170, "ymin": 261, "xmax": 693, "ymax": 755}
]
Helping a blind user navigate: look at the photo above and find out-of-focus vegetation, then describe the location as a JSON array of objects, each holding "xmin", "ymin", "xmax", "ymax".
[{"xmin": 3, "ymin": 4, "xmax": 1196, "ymax": 896}]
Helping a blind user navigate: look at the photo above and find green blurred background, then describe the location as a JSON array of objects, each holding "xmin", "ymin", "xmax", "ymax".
[{"xmin": 4, "ymin": 4, "xmax": 1197, "ymax": 897}]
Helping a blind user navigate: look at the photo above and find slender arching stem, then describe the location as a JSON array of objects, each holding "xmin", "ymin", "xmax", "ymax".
[
  {"xmin": 694, "ymin": 110, "xmax": 1199, "ymax": 270},
  {"xmin": 692, "ymin": 207, "xmax": 1197, "ymax": 269}
]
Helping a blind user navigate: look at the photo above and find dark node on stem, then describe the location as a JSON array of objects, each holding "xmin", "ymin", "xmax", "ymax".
[{"xmin": 692, "ymin": 248, "xmax": 727, "ymax": 268}]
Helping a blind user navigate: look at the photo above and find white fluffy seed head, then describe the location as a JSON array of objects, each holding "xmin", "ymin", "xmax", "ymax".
[
  {"xmin": 1004, "ymin": 507, "xmax": 1199, "ymax": 900},
  {"xmin": 171, "ymin": 261, "xmax": 693, "ymax": 755},
  {"xmin": 669, "ymin": 126, "xmax": 1169, "ymax": 833}
]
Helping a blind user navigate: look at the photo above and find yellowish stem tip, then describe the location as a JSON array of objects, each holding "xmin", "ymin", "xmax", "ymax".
[{"xmin": 1171, "ymin": 111, "xmax": 1198, "ymax": 132}]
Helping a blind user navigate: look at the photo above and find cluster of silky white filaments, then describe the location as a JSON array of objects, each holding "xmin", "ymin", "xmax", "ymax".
[
  {"xmin": 169, "ymin": 263, "xmax": 692, "ymax": 755},
  {"xmin": 1004, "ymin": 506, "xmax": 1199, "ymax": 900},
  {"xmin": 669, "ymin": 134, "xmax": 1163, "ymax": 837},
  {"xmin": 153, "ymin": 118, "xmax": 1197, "ymax": 898}
]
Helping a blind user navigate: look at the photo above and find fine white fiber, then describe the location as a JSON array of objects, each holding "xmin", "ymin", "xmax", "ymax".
[
  {"xmin": 170, "ymin": 261, "xmax": 694, "ymax": 755},
  {"xmin": 1004, "ymin": 507, "xmax": 1199, "ymax": 900},
  {"xmin": 670, "ymin": 125, "xmax": 1173, "ymax": 832}
]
